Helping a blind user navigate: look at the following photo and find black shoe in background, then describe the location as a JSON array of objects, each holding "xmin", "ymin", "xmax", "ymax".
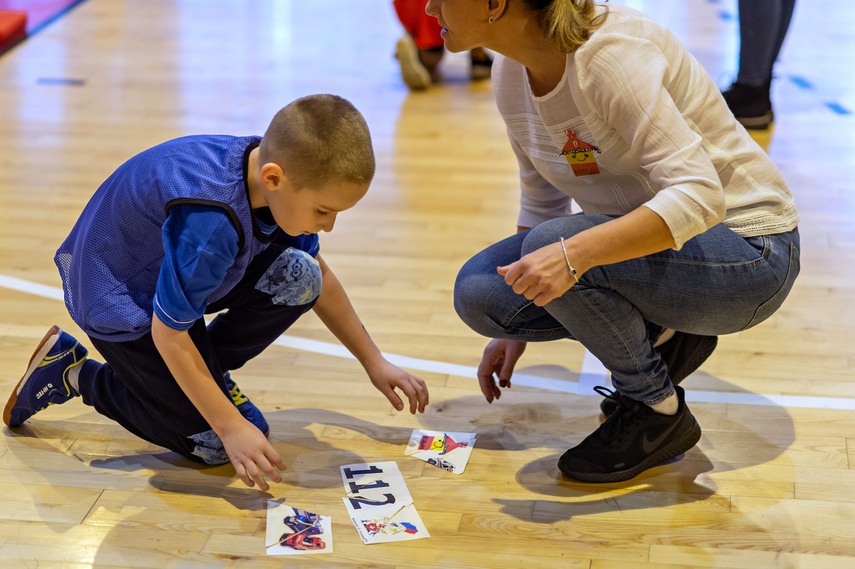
[
  {"xmin": 657, "ymin": 333, "xmax": 718, "ymax": 385},
  {"xmin": 560, "ymin": 385, "xmax": 702, "ymax": 483},
  {"xmin": 722, "ymin": 81, "xmax": 774, "ymax": 130}
]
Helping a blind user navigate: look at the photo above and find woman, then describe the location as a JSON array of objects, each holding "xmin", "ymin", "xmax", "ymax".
[{"xmin": 427, "ymin": 0, "xmax": 800, "ymax": 483}]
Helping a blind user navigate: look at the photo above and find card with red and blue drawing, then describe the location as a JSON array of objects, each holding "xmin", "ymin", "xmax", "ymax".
[
  {"xmin": 265, "ymin": 501, "xmax": 333, "ymax": 555},
  {"xmin": 340, "ymin": 461, "xmax": 430, "ymax": 544},
  {"xmin": 405, "ymin": 429, "xmax": 477, "ymax": 474}
]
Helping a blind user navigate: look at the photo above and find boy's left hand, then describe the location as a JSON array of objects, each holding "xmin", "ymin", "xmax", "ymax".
[{"xmin": 368, "ymin": 359, "xmax": 429, "ymax": 414}]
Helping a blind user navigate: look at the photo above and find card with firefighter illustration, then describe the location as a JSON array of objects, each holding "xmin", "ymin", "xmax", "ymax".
[
  {"xmin": 265, "ymin": 501, "xmax": 333, "ymax": 555},
  {"xmin": 405, "ymin": 429, "xmax": 477, "ymax": 474},
  {"xmin": 340, "ymin": 461, "xmax": 430, "ymax": 544}
]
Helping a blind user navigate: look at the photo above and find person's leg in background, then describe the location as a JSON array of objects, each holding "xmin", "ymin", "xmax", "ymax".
[
  {"xmin": 723, "ymin": 0, "xmax": 797, "ymax": 129},
  {"xmin": 393, "ymin": 0, "xmax": 444, "ymax": 89},
  {"xmin": 392, "ymin": 0, "xmax": 492, "ymax": 90}
]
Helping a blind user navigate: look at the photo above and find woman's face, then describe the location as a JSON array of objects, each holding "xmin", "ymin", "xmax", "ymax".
[{"xmin": 425, "ymin": 0, "xmax": 488, "ymax": 53}]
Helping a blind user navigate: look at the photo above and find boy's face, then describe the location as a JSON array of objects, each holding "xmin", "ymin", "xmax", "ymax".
[{"xmin": 272, "ymin": 180, "xmax": 369, "ymax": 236}]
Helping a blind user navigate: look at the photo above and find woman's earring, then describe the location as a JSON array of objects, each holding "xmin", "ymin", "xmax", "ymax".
[{"xmin": 488, "ymin": 15, "xmax": 495, "ymax": 24}]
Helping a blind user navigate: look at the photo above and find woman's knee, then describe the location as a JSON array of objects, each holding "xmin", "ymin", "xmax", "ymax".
[
  {"xmin": 454, "ymin": 256, "xmax": 496, "ymax": 335},
  {"xmin": 521, "ymin": 215, "xmax": 610, "ymax": 256}
]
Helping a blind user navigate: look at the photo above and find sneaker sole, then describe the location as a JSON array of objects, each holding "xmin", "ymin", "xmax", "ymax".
[
  {"xmin": 395, "ymin": 36, "xmax": 431, "ymax": 90},
  {"xmin": 3, "ymin": 326, "xmax": 61, "ymax": 428},
  {"xmin": 737, "ymin": 112, "xmax": 774, "ymax": 130},
  {"xmin": 560, "ymin": 415, "xmax": 702, "ymax": 483}
]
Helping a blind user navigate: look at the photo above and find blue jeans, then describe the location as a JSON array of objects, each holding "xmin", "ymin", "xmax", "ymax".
[{"xmin": 454, "ymin": 215, "xmax": 800, "ymax": 405}]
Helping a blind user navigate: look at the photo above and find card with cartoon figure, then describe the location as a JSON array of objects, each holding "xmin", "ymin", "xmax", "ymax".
[
  {"xmin": 340, "ymin": 461, "xmax": 430, "ymax": 544},
  {"xmin": 343, "ymin": 500, "xmax": 429, "ymax": 544},
  {"xmin": 405, "ymin": 430, "xmax": 477, "ymax": 474},
  {"xmin": 265, "ymin": 501, "xmax": 333, "ymax": 555}
]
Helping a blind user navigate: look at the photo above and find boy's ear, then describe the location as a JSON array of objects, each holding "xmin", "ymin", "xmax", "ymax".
[{"xmin": 259, "ymin": 162, "xmax": 287, "ymax": 191}]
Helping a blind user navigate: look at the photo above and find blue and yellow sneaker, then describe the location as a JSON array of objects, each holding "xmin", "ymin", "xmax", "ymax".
[
  {"xmin": 224, "ymin": 372, "xmax": 269, "ymax": 437},
  {"xmin": 4, "ymin": 326, "xmax": 88, "ymax": 428}
]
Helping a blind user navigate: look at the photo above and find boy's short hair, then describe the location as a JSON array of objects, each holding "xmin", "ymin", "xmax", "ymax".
[{"xmin": 259, "ymin": 94, "xmax": 375, "ymax": 189}]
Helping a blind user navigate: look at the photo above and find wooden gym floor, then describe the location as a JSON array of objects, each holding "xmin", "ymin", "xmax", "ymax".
[{"xmin": 0, "ymin": 1, "xmax": 853, "ymax": 567}]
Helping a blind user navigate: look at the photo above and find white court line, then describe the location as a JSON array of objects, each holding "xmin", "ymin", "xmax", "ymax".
[
  {"xmin": 0, "ymin": 274, "xmax": 65, "ymax": 301},
  {"xmin": 577, "ymin": 349, "xmax": 610, "ymax": 394},
  {"xmin": 276, "ymin": 336, "xmax": 855, "ymax": 410},
  {"xmin": 4, "ymin": 272, "xmax": 855, "ymax": 410}
]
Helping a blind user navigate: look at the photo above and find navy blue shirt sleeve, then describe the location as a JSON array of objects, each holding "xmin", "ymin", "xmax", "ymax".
[{"xmin": 153, "ymin": 204, "xmax": 240, "ymax": 330}]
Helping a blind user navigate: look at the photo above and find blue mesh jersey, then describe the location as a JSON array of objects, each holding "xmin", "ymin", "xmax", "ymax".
[{"xmin": 54, "ymin": 134, "xmax": 316, "ymax": 342}]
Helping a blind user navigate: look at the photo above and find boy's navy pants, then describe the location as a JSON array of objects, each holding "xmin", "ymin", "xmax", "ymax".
[{"xmin": 75, "ymin": 243, "xmax": 320, "ymax": 464}]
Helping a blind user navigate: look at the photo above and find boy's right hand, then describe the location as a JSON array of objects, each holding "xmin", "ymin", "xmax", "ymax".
[{"xmin": 220, "ymin": 420, "xmax": 286, "ymax": 491}]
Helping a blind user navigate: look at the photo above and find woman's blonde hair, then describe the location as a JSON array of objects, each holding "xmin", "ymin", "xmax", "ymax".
[
  {"xmin": 259, "ymin": 94, "xmax": 375, "ymax": 189},
  {"xmin": 521, "ymin": 0, "xmax": 609, "ymax": 53}
]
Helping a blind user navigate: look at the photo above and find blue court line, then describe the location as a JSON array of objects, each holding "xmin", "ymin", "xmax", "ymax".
[
  {"xmin": 789, "ymin": 75, "xmax": 814, "ymax": 90},
  {"xmin": 27, "ymin": 0, "xmax": 89, "ymax": 38},
  {"xmin": 787, "ymin": 76, "xmax": 850, "ymax": 114},
  {"xmin": 3, "ymin": 272, "xmax": 855, "ymax": 411},
  {"xmin": 36, "ymin": 77, "xmax": 86, "ymax": 86},
  {"xmin": 826, "ymin": 102, "xmax": 852, "ymax": 115}
]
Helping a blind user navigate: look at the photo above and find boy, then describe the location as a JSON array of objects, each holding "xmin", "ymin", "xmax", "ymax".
[{"xmin": 3, "ymin": 94, "xmax": 429, "ymax": 491}]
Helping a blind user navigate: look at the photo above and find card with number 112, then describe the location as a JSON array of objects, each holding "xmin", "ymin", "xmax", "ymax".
[{"xmin": 340, "ymin": 461, "xmax": 429, "ymax": 544}]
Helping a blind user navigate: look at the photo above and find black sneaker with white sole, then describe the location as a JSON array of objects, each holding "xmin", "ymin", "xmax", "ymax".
[
  {"xmin": 721, "ymin": 81, "xmax": 774, "ymax": 130},
  {"xmin": 600, "ymin": 332, "xmax": 717, "ymax": 417},
  {"xmin": 560, "ymin": 385, "xmax": 701, "ymax": 483}
]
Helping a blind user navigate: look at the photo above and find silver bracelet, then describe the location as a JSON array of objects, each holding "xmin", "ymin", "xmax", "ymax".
[{"xmin": 559, "ymin": 237, "xmax": 579, "ymax": 283}]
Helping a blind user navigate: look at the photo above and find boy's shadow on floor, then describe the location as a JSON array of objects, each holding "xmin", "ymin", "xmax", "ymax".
[
  {"xmin": 28, "ymin": 369, "xmax": 793, "ymax": 523},
  {"xmin": 76, "ymin": 407, "xmax": 415, "ymax": 510}
]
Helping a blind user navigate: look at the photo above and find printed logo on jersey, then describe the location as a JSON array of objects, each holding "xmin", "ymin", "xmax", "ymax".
[{"xmin": 560, "ymin": 129, "xmax": 601, "ymax": 177}]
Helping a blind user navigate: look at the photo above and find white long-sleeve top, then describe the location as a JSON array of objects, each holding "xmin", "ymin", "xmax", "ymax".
[{"xmin": 493, "ymin": 4, "xmax": 798, "ymax": 249}]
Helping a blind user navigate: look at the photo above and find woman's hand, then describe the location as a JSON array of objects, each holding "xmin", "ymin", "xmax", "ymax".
[
  {"xmin": 497, "ymin": 241, "xmax": 577, "ymax": 306},
  {"xmin": 477, "ymin": 339, "xmax": 527, "ymax": 403}
]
